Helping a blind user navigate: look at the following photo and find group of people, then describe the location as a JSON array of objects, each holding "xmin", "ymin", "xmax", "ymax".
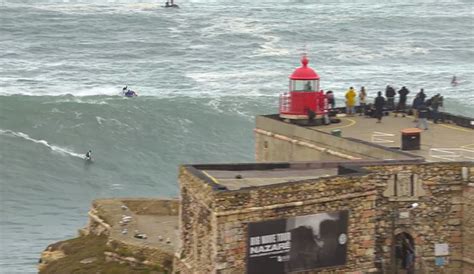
[
  {"xmin": 326, "ymin": 85, "xmax": 444, "ymax": 128},
  {"xmin": 324, "ymin": 87, "xmax": 366, "ymax": 116},
  {"xmin": 371, "ymin": 86, "xmax": 443, "ymax": 128},
  {"xmin": 323, "ymin": 86, "xmax": 367, "ymax": 117},
  {"xmin": 412, "ymin": 91, "xmax": 444, "ymax": 129}
]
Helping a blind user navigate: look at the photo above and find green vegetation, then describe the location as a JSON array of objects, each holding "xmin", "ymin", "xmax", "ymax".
[
  {"xmin": 105, "ymin": 241, "xmax": 147, "ymax": 262},
  {"xmin": 41, "ymin": 234, "xmax": 167, "ymax": 274}
]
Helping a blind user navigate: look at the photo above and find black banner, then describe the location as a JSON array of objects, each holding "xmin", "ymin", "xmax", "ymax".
[{"xmin": 247, "ymin": 211, "xmax": 348, "ymax": 274}]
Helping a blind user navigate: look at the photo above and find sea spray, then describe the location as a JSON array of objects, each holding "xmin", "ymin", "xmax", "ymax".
[{"xmin": 0, "ymin": 129, "xmax": 85, "ymax": 159}]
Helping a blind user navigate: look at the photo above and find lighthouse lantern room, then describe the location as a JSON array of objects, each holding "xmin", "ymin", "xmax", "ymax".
[{"xmin": 280, "ymin": 55, "xmax": 327, "ymax": 120}]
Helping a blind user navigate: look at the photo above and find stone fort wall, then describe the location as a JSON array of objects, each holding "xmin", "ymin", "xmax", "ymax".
[
  {"xmin": 175, "ymin": 162, "xmax": 473, "ymax": 273},
  {"xmin": 463, "ymin": 176, "xmax": 474, "ymax": 273}
]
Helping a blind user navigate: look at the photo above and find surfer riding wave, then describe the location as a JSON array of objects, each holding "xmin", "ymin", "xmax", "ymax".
[
  {"xmin": 85, "ymin": 150, "xmax": 92, "ymax": 161},
  {"xmin": 122, "ymin": 86, "xmax": 138, "ymax": 97}
]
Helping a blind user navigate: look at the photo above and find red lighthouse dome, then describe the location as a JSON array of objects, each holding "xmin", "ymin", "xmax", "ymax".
[
  {"xmin": 280, "ymin": 56, "xmax": 327, "ymax": 120},
  {"xmin": 290, "ymin": 56, "xmax": 320, "ymax": 80}
]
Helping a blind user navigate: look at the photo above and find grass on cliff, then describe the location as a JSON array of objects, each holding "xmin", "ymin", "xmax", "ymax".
[{"xmin": 41, "ymin": 234, "xmax": 166, "ymax": 274}]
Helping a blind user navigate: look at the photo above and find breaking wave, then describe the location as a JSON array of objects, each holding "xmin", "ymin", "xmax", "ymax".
[{"xmin": 0, "ymin": 129, "xmax": 85, "ymax": 159}]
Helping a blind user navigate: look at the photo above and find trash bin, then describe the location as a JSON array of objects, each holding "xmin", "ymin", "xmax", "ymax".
[
  {"xmin": 331, "ymin": 129, "xmax": 342, "ymax": 137},
  {"xmin": 401, "ymin": 128, "xmax": 422, "ymax": 150}
]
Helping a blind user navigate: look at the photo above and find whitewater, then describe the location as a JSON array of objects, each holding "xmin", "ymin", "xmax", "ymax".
[{"xmin": 0, "ymin": 0, "xmax": 473, "ymax": 272}]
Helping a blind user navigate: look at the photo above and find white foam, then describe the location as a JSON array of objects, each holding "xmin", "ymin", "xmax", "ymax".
[
  {"xmin": 186, "ymin": 70, "xmax": 281, "ymax": 83},
  {"xmin": 50, "ymin": 108, "xmax": 64, "ymax": 113},
  {"xmin": 206, "ymin": 98, "xmax": 224, "ymax": 113},
  {"xmin": 0, "ymin": 129, "xmax": 85, "ymax": 159},
  {"xmin": 110, "ymin": 183, "xmax": 124, "ymax": 190},
  {"xmin": 177, "ymin": 118, "xmax": 193, "ymax": 134},
  {"xmin": 12, "ymin": 2, "xmax": 161, "ymax": 15},
  {"xmin": 95, "ymin": 116, "xmax": 105, "ymax": 125},
  {"xmin": 0, "ymin": 85, "xmax": 122, "ymax": 97},
  {"xmin": 46, "ymin": 98, "xmax": 110, "ymax": 104},
  {"xmin": 252, "ymin": 35, "xmax": 289, "ymax": 57},
  {"xmin": 95, "ymin": 116, "xmax": 132, "ymax": 129}
]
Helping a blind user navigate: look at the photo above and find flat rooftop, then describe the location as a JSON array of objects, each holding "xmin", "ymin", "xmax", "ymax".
[
  {"xmin": 202, "ymin": 167, "xmax": 338, "ymax": 190},
  {"xmin": 311, "ymin": 114, "xmax": 474, "ymax": 162}
]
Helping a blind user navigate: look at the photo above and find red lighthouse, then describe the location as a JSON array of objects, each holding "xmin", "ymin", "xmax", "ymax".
[{"xmin": 279, "ymin": 55, "xmax": 327, "ymax": 121}]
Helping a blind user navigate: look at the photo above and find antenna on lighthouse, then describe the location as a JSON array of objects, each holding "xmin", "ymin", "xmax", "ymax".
[{"xmin": 299, "ymin": 44, "xmax": 309, "ymax": 59}]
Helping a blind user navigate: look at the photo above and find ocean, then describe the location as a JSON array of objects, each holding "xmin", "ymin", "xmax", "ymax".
[{"xmin": 0, "ymin": 0, "xmax": 473, "ymax": 272}]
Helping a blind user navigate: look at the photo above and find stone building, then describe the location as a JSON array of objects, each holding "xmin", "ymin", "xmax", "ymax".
[
  {"xmin": 174, "ymin": 161, "xmax": 473, "ymax": 273},
  {"xmin": 173, "ymin": 114, "xmax": 474, "ymax": 273}
]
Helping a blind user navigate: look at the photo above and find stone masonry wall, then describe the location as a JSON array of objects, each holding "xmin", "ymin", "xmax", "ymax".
[
  {"xmin": 212, "ymin": 174, "xmax": 379, "ymax": 273},
  {"xmin": 363, "ymin": 162, "xmax": 474, "ymax": 273},
  {"xmin": 462, "ymin": 166, "xmax": 474, "ymax": 273},
  {"xmin": 177, "ymin": 162, "xmax": 473, "ymax": 273},
  {"xmin": 175, "ymin": 167, "xmax": 216, "ymax": 274}
]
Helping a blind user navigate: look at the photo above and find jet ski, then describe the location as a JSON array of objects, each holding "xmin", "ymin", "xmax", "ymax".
[{"xmin": 163, "ymin": 0, "xmax": 179, "ymax": 8}]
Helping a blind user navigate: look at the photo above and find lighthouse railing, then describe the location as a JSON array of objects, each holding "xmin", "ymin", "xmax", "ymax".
[
  {"xmin": 315, "ymin": 92, "xmax": 328, "ymax": 116},
  {"xmin": 279, "ymin": 93, "xmax": 291, "ymax": 113}
]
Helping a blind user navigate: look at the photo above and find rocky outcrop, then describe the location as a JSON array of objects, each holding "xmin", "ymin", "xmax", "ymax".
[
  {"xmin": 38, "ymin": 198, "xmax": 179, "ymax": 273},
  {"xmin": 38, "ymin": 248, "xmax": 66, "ymax": 272}
]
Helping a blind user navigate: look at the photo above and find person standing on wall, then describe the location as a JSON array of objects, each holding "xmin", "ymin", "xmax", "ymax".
[
  {"xmin": 385, "ymin": 85, "xmax": 396, "ymax": 110},
  {"xmin": 345, "ymin": 87, "xmax": 357, "ymax": 116},
  {"xmin": 430, "ymin": 94, "xmax": 443, "ymax": 123},
  {"xmin": 416, "ymin": 102, "xmax": 429, "ymax": 130},
  {"xmin": 374, "ymin": 91, "xmax": 386, "ymax": 123},
  {"xmin": 326, "ymin": 90, "xmax": 335, "ymax": 109},
  {"xmin": 394, "ymin": 86, "xmax": 410, "ymax": 117},
  {"xmin": 358, "ymin": 86, "xmax": 367, "ymax": 116},
  {"xmin": 411, "ymin": 93, "xmax": 424, "ymax": 122},
  {"xmin": 417, "ymin": 88, "xmax": 426, "ymax": 102}
]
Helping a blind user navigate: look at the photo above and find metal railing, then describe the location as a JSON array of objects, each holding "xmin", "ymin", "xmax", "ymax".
[
  {"xmin": 279, "ymin": 92, "xmax": 329, "ymax": 115},
  {"xmin": 279, "ymin": 93, "xmax": 291, "ymax": 113}
]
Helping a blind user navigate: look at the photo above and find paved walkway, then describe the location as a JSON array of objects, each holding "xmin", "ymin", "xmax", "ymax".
[{"xmin": 316, "ymin": 114, "xmax": 474, "ymax": 161}]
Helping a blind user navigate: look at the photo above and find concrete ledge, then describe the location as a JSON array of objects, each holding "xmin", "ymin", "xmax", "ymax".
[{"xmin": 256, "ymin": 115, "xmax": 420, "ymax": 161}]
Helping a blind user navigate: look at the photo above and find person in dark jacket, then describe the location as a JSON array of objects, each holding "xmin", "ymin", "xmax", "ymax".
[
  {"xmin": 395, "ymin": 86, "xmax": 410, "ymax": 117},
  {"xmin": 385, "ymin": 85, "xmax": 396, "ymax": 109},
  {"xmin": 417, "ymin": 88, "xmax": 426, "ymax": 102},
  {"xmin": 411, "ymin": 94, "xmax": 424, "ymax": 122},
  {"xmin": 416, "ymin": 103, "xmax": 429, "ymax": 130},
  {"xmin": 364, "ymin": 103, "xmax": 375, "ymax": 118},
  {"xmin": 326, "ymin": 90, "xmax": 335, "ymax": 109},
  {"xmin": 374, "ymin": 91, "xmax": 386, "ymax": 123},
  {"xmin": 430, "ymin": 94, "xmax": 443, "ymax": 123}
]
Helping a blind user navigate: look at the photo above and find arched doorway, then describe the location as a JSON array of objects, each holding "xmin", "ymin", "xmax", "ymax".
[{"xmin": 395, "ymin": 232, "xmax": 415, "ymax": 274}]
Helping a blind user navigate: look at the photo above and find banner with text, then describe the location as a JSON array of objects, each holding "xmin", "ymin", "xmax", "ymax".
[{"xmin": 247, "ymin": 210, "xmax": 348, "ymax": 274}]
